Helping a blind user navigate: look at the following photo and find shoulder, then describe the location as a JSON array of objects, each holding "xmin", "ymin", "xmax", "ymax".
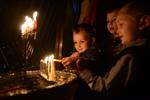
[
  {"xmin": 83, "ymin": 47, "xmax": 100, "ymax": 55},
  {"xmin": 111, "ymin": 54, "xmax": 135, "ymax": 73},
  {"xmin": 118, "ymin": 54, "xmax": 134, "ymax": 63},
  {"xmin": 80, "ymin": 47, "xmax": 102, "ymax": 59}
]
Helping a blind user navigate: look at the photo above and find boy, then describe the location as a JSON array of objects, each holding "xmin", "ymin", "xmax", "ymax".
[
  {"xmin": 100, "ymin": 6, "xmax": 122, "ymax": 75},
  {"xmin": 77, "ymin": 1, "xmax": 150, "ymax": 97},
  {"xmin": 61, "ymin": 23, "xmax": 105, "ymax": 75}
]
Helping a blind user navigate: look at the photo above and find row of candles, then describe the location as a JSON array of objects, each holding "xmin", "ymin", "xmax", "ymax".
[{"xmin": 40, "ymin": 54, "xmax": 61, "ymax": 81}]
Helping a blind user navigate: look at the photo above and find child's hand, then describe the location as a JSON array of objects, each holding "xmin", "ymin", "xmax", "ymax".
[
  {"xmin": 61, "ymin": 52, "xmax": 79, "ymax": 68},
  {"xmin": 70, "ymin": 52, "xmax": 79, "ymax": 58},
  {"xmin": 62, "ymin": 57, "xmax": 72, "ymax": 67}
]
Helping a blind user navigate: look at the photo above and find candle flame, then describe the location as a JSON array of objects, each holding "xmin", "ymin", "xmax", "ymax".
[
  {"xmin": 21, "ymin": 11, "xmax": 38, "ymax": 35},
  {"xmin": 21, "ymin": 24, "xmax": 27, "ymax": 35},
  {"xmin": 33, "ymin": 11, "xmax": 38, "ymax": 21},
  {"xmin": 43, "ymin": 54, "xmax": 54, "ymax": 64}
]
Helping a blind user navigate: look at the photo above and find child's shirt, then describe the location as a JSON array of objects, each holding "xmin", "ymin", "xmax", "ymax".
[{"xmin": 78, "ymin": 47, "xmax": 106, "ymax": 75}]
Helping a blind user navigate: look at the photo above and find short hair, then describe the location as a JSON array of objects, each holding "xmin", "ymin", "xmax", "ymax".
[
  {"xmin": 73, "ymin": 23, "xmax": 96, "ymax": 38},
  {"xmin": 120, "ymin": 1, "xmax": 150, "ymax": 19}
]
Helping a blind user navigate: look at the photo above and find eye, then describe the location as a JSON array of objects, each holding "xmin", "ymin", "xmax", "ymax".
[
  {"xmin": 119, "ymin": 23, "xmax": 123, "ymax": 27},
  {"xmin": 112, "ymin": 17, "xmax": 117, "ymax": 22},
  {"xmin": 117, "ymin": 22, "xmax": 123, "ymax": 28},
  {"xmin": 74, "ymin": 41, "xmax": 77, "ymax": 44},
  {"xmin": 80, "ymin": 40, "xmax": 85, "ymax": 43}
]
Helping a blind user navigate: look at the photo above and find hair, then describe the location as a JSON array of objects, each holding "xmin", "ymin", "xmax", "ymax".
[
  {"xmin": 73, "ymin": 23, "xmax": 96, "ymax": 38},
  {"xmin": 119, "ymin": 1, "xmax": 150, "ymax": 38},
  {"xmin": 120, "ymin": 1, "xmax": 150, "ymax": 19}
]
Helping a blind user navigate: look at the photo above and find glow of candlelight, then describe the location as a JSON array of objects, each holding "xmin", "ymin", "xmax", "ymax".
[
  {"xmin": 33, "ymin": 11, "xmax": 38, "ymax": 21},
  {"xmin": 43, "ymin": 55, "xmax": 61, "ymax": 64},
  {"xmin": 40, "ymin": 54, "xmax": 63, "ymax": 81},
  {"xmin": 42, "ymin": 54, "xmax": 56, "ymax": 81},
  {"xmin": 33, "ymin": 11, "xmax": 38, "ymax": 29},
  {"xmin": 25, "ymin": 16, "xmax": 34, "ymax": 31},
  {"xmin": 21, "ymin": 11, "xmax": 38, "ymax": 35},
  {"xmin": 21, "ymin": 23, "xmax": 27, "ymax": 35},
  {"xmin": 44, "ymin": 55, "xmax": 53, "ymax": 64}
]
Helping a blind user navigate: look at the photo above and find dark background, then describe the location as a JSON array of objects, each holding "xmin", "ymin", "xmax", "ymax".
[
  {"xmin": 0, "ymin": 0, "xmax": 146, "ymax": 72},
  {"xmin": 0, "ymin": 0, "xmax": 81, "ymax": 72}
]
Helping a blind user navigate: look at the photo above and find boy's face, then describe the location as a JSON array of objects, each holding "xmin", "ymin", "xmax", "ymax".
[
  {"xmin": 116, "ymin": 11, "xmax": 139, "ymax": 44},
  {"xmin": 73, "ymin": 31, "xmax": 91, "ymax": 53},
  {"xmin": 107, "ymin": 10, "xmax": 118, "ymax": 38}
]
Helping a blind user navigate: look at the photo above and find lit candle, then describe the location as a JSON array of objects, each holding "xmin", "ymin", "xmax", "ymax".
[
  {"xmin": 47, "ymin": 56, "xmax": 51, "ymax": 80},
  {"xmin": 53, "ymin": 59, "xmax": 62, "ymax": 62},
  {"xmin": 40, "ymin": 54, "xmax": 58, "ymax": 81},
  {"xmin": 21, "ymin": 11, "xmax": 38, "ymax": 37},
  {"xmin": 33, "ymin": 11, "xmax": 38, "ymax": 30},
  {"xmin": 33, "ymin": 11, "xmax": 38, "ymax": 21},
  {"xmin": 50, "ymin": 55, "xmax": 56, "ymax": 81},
  {"xmin": 25, "ymin": 16, "xmax": 34, "ymax": 32},
  {"xmin": 21, "ymin": 23, "xmax": 26, "ymax": 35}
]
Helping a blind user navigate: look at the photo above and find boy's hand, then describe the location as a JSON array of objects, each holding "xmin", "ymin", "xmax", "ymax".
[
  {"xmin": 62, "ymin": 57, "xmax": 72, "ymax": 67},
  {"xmin": 61, "ymin": 52, "xmax": 79, "ymax": 68},
  {"xmin": 70, "ymin": 52, "xmax": 79, "ymax": 59}
]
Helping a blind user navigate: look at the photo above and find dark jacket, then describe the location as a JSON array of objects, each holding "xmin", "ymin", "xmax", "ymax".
[{"xmin": 78, "ymin": 47, "xmax": 107, "ymax": 76}]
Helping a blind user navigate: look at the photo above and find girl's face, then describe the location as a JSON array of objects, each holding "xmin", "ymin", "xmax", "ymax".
[
  {"xmin": 107, "ymin": 10, "xmax": 118, "ymax": 38},
  {"xmin": 73, "ymin": 31, "xmax": 91, "ymax": 53},
  {"xmin": 116, "ymin": 12, "xmax": 139, "ymax": 44}
]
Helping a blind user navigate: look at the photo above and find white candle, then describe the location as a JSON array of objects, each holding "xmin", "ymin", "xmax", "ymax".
[
  {"xmin": 53, "ymin": 59, "xmax": 62, "ymax": 62},
  {"xmin": 33, "ymin": 11, "xmax": 38, "ymax": 21},
  {"xmin": 50, "ymin": 55, "xmax": 56, "ymax": 81},
  {"xmin": 21, "ymin": 24, "xmax": 26, "ymax": 35},
  {"xmin": 47, "ymin": 55, "xmax": 51, "ymax": 80},
  {"xmin": 40, "ymin": 54, "xmax": 56, "ymax": 81},
  {"xmin": 33, "ymin": 11, "xmax": 38, "ymax": 29},
  {"xmin": 40, "ymin": 60, "xmax": 48, "ymax": 80}
]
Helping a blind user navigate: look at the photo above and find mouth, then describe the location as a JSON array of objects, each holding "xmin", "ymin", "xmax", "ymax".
[
  {"xmin": 119, "ymin": 35, "xmax": 123, "ymax": 41},
  {"xmin": 78, "ymin": 48, "xmax": 82, "ymax": 52},
  {"xmin": 113, "ymin": 33, "xmax": 119, "ymax": 38}
]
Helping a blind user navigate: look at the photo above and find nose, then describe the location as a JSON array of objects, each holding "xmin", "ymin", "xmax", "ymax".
[
  {"xmin": 78, "ymin": 42, "xmax": 82, "ymax": 47},
  {"xmin": 116, "ymin": 28, "xmax": 119, "ymax": 35},
  {"xmin": 76, "ymin": 42, "xmax": 81, "ymax": 48},
  {"xmin": 114, "ymin": 25, "xmax": 118, "ymax": 33}
]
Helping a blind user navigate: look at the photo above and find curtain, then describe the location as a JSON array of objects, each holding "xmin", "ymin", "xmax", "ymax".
[{"xmin": 78, "ymin": 0, "xmax": 97, "ymax": 25}]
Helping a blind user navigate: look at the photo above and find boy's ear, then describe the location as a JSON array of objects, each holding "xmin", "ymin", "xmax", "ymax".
[
  {"xmin": 91, "ymin": 37, "xmax": 96, "ymax": 45},
  {"xmin": 139, "ymin": 15, "xmax": 150, "ymax": 30}
]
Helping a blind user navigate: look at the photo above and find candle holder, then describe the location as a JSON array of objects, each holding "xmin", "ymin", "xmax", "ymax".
[
  {"xmin": 21, "ymin": 11, "xmax": 38, "ymax": 67},
  {"xmin": 22, "ymin": 32, "xmax": 35, "ymax": 66}
]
